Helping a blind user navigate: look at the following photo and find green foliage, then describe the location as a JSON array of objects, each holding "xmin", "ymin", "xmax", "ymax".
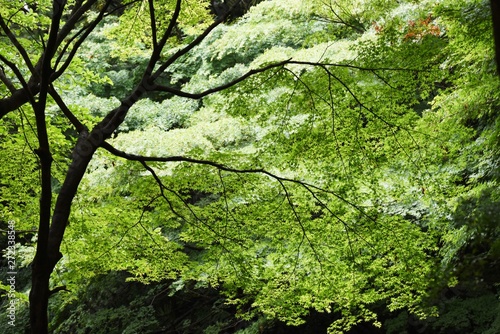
[
  {"xmin": 168, "ymin": 0, "xmax": 329, "ymax": 90},
  {"xmin": 49, "ymin": 272, "xmax": 268, "ymax": 334},
  {"xmin": 119, "ymin": 97, "xmax": 199, "ymax": 132},
  {"xmin": 430, "ymin": 293, "xmax": 500, "ymax": 333},
  {"xmin": 2, "ymin": 0, "xmax": 500, "ymax": 332},
  {"xmin": 0, "ymin": 111, "xmax": 40, "ymax": 230},
  {"xmin": 49, "ymin": 272, "xmax": 160, "ymax": 333},
  {"xmin": 57, "ymin": 0, "xmax": 500, "ymax": 330},
  {"xmin": 104, "ymin": 0, "xmax": 212, "ymax": 58}
]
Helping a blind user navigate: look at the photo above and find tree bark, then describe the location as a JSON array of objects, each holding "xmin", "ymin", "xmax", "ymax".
[
  {"xmin": 0, "ymin": 86, "xmax": 38, "ymax": 119},
  {"xmin": 28, "ymin": 128, "xmax": 108, "ymax": 333},
  {"xmin": 28, "ymin": 88, "xmax": 143, "ymax": 332}
]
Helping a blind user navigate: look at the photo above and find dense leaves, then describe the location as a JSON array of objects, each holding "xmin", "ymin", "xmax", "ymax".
[{"xmin": 1, "ymin": 0, "xmax": 500, "ymax": 333}]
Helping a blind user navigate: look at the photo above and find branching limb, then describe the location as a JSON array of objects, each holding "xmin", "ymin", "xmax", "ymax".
[
  {"xmin": 315, "ymin": 0, "xmax": 365, "ymax": 33},
  {"xmin": 48, "ymin": 286, "xmax": 69, "ymax": 296},
  {"xmin": 217, "ymin": 169, "xmax": 241, "ymax": 233},
  {"xmin": 0, "ymin": 54, "xmax": 37, "ymax": 107},
  {"xmin": 152, "ymin": 59, "xmax": 290, "ymax": 98},
  {"xmin": 56, "ymin": 0, "xmax": 100, "ymax": 46},
  {"xmin": 95, "ymin": 195, "xmax": 166, "ymax": 260},
  {"xmin": 68, "ymin": 0, "xmax": 85, "ymax": 18},
  {"xmin": 0, "ymin": 84, "xmax": 39, "ymax": 119},
  {"xmin": 0, "ymin": 65, "xmax": 17, "ymax": 93},
  {"xmin": 318, "ymin": 64, "xmax": 396, "ymax": 128},
  {"xmin": 48, "ymin": 85, "xmax": 87, "ymax": 133},
  {"xmin": 287, "ymin": 60, "xmax": 430, "ymax": 73},
  {"xmin": 150, "ymin": 6, "xmax": 232, "ymax": 81},
  {"xmin": 143, "ymin": 0, "xmax": 182, "ymax": 78},
  {"xmin": 101, "ymin": 142, "xmax": 378, "ymax": 231},
  {"xmin": 287, "ymin": 60, "xmax": 433, "ymax": 179},
  {"xmin": 276, "ymin": 178, "xmax": 322, "ymax": 272},
  {"xmin": 138, "ymin": 160, "xmax": 246, "ymax": 247},
  {"xmin": 0, "ymin": 14, "xmax": 35, "ymax": 74},
  {"xmin": 54, "ymin": 0, "xmax": 112, "ymax": 78},
  {"xmin": 101, "ymin": 143, "xmax": 383, "ymax": 278},
  {"xmin": 55, "ymin": 0, "xmax": 141, "ymax": 75},
  {"xmin": 148, "ymin": 0, "xmax": 158, "ymax": 49},
  {"xmin": 152, "ymin": 59, "xmax": 423, "ymax": 101}
]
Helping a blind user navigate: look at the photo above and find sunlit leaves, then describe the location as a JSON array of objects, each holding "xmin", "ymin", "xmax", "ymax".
[
  {"xmin": 70, "ymin": 1, "xmax": 455, "ymax": 330},
  {"xmin": 108, "ymin": 0, "xmax": 212, "ymax": 52},
  {"xmin": 0, "ymin": 111, "xmax": 44, "ymax": 230},
  {"xmin": 3, "ymin": 0, "xmax": 499, "ymax": 332}
]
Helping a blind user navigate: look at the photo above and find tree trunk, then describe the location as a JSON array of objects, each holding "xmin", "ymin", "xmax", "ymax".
[
  {"xmin": 28, "ymin": 92, "xmax": 142, "ymax": 333},
  {"xmin": 29, "ymin": 257, "xmax": 51, "ymax": 334}
]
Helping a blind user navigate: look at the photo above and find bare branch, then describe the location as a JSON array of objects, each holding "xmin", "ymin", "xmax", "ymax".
[
  {"xmin": 276, "ymin": 177, "xmax": 323, "ymax": 272},
  {"xmin": 150, "ymin": 8, "xmax": 232, "ymax": 81},
  {"xmin": 157, "ymin": 0, "xmax": 182, "ymax": 51},
  {"xmin": 320, "ymin": 64, "xmax": 396, "ymax": 128},
  {"xmin": 48, "ymin": 285, "xmax": 69, "ymax": 296},
  {"xmin": 141, "ymin": 0, "xmax": 182, "ymax": 79},
  {"xmin": 0, "ymin": 84, "xmax": 39, "ymax": 119},
  {"xmin": 100, "ymin": 142, "xmax": 376, "ymax": 223},
  {"xmin": 101, "ymin": 142, "xmax": 382, "ymax": 274},
  {"xmin": 287, "ymin": 60, "xmax": 429, "ymax": 72},
  {"xmin": 148, "ymin": 0, "xmax": 158, "ymax": 49},
  {"xmin": 0, "ymin": 65, "xmax": 17, "ymax": 93},
  {"xmin": 152, "ymin": 59, "xmax": 290, "ymax": 98},
  {"xmin": 0, "ymin": 54, "xmax": 37, "ymax": 106},
  {"xmin": 314, "ymin": 0, "xmax": 365, "ymax": 33},
  {"xmin": 68, "ymin": 0, "xmax": 85, "ymax": 18},
  {"xmin": 56, "ymin": 0, "xmax": 100, "ymax": 46},
  {"xmin": 54, "ymin": 1, "xmax": 112, "ymax": 78},
  {"xmin": 152, "ymin": 58, "xmax": 425, "ymax": 100},
  {"xmin": 94, "ymin": 195, "xmax": 165, "ymax": 260},
  {"xmin": 0, "ymin": 14, "xmax": 36, "ymax": 74},
  {"xmin": 48, "ymin": 85, "xmax": 87, "ymax": 133},
  {"xmin": 139, "ymin": 160, "xmax": 246, "ymax": 245}
]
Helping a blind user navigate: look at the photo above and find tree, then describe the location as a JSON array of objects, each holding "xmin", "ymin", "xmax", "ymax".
[
  {"xmin": 1, "ymin": 0, "xmax": 500, "ymax": 333},
  {"xmin": 0, "ymin": 0, "xmax": 278, "ymax": 332}
]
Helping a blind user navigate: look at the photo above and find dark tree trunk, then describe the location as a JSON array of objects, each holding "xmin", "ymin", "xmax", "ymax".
[
  {"xmin": 29, "ymin": 258, "xmax": 51, "ymax": 334},
  {"xmin": 28, "ymin": 1, "xmax": 66, "ymax": 332},
  {"xmin": 29, "ymin": 147, "xmax": 53, "ymax": 334},
  {"xmin": 28, "ymin": 88, "xmax": 144, "ymax": 333},
  {"xmin": 28, "ymin": 129, "xmax": 107, "ymax": 333}
]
